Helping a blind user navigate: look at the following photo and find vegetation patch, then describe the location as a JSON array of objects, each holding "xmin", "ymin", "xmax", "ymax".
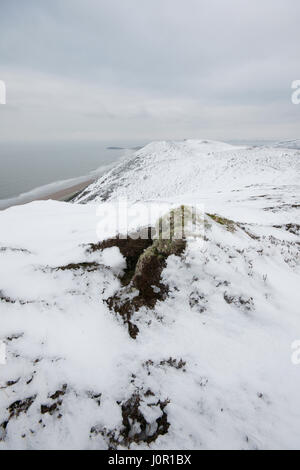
[
  {"xmin": 143, "ymin": 357, "xmax": 187, "ymax": 373},
  {"xmin": 91, "ymin": 207, "xmax": 205, "ymax": 337},
  {"xmin": 106, "ymin": 294, "xmax": 141, "ymax": 339},
  {"xmin": 0, "ymin": 291, "xmax": 16, "ymax": 304},
  {"xmin": 132, "ymin": 238, "xmax": 186, "ymax": 301},
  {"xmin": 41, "ymin": 402, "xmax": 61, "ymax": 416},
  {"xmin": 264, "ymin": 203, "xmax": 300, "ymax": 212},
  {"xmin": 49, "ymin": 384, "xmax": 67, "ymax": 400},
  {"xmin": 0, "ymin": 246, "xmax": 31, "ymax": 254},
  {"xmin": 121, "ymin": 394, "xmax": 169, "ymax": 446},
  {"xmin": 237, "ymin": 224, "xmax": 260, "ymax": 240},
  {"xmin": 53, "ymin": 262, "xmax": 101, "ymax": 272},
  {"xmin": 273, "ymin": 223, "xmax": 300, "ymax": 236},
  {"xmin": 103, "ymin": 211, "xmax": 188, "ymax": 337},
  {"xmin": 207, "ymin": 213, "xmax": 236, "ymax": 233},
  {"xmin": 86, "ymin": 391, "xmax": 102, "ymax": 407},
  {"xmin": 0, "ymin": 291, "xmax": 49, "ymax": 306},
  {"xmin": 90, "ymin": 390, "xmax": 170, "ymax": 449},
  {"xmin": 6, "ymin": 333, "xmax": 23, "ymax": 342},
  {"xmin": 8, "ymin": 395, "xmax": 36, "ymax": 419},
  {"xmin": 86, "ymin": 227, "xmax": 154, "ymax": 286},
  {"xmin": 189, "ymin": 290, "xmax": 207, "ymax": 313},
  {"xmin": 224, "ymin": 292, "xmax": 254, "ymax": 311},
  {"xmin": 0, "ymin": 378, "xmax": 20, "ymax": 389},
  {"xmin": 40, "ymin": 384, "xmax": 68, "ymax": 417}
]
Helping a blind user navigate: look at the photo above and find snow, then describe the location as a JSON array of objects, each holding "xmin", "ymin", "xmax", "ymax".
[
  {"xmin": 74, "ymin": 139, "xmax": 300, "ymax": 205},
  {"xmin": 274, "ymin": 139, "xmax": 300, "ymax": 150},
  {"xmin": 0, "ymin": 140, "xmax": 300, "ymax": 449}
]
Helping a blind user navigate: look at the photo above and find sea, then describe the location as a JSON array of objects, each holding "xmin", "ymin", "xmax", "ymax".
[{"xmin": 0, "ymin": 140, "xmax": 142, "ymax": 209}]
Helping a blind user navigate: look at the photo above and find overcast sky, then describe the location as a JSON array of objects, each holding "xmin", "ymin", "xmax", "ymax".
[{"xmin": 0, "ymin": 0, "xmax": 299, "ymax": 143}]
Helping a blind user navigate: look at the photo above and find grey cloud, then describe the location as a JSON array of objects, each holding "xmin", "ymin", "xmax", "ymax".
[{"xmin": 0, "ymin": 0, "xmax": 299, "ymax": 142}]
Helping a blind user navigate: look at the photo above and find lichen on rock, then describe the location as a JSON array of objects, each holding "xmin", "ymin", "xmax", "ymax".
[{"xmin": 103, "ymin": 207, "xmax": 205, "ymax": 337}]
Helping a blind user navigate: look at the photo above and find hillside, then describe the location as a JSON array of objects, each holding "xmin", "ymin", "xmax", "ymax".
[
  {"xmin": 74, "ymin": 139, "xmax": 300, "ymax": 206},
  {"xmin": 0, "ymin": 140, "xmax": 300, "ymax": 449},
  {"xmin": 275, "ymin": 139, "xmax": 300, "ymax": 150}
]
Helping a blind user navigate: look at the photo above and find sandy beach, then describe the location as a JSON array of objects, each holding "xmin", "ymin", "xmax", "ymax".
[
  {"xmin": 38, "ymin": 178, "xmax": 95, "ymax": 202},
  {"xmin": 0, "ymin": 178, "xmax": 96, "ymax": 211}
]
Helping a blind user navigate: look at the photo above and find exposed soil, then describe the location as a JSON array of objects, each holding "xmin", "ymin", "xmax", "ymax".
[
  {"xmin": 132, "ymin": 238, "xmax": 186, "ymax": 302},
  {"xmin": 104, "ymin": 232, "xmax": 186, "ymax": 338},
  {"xmin": 121, "ymin": 393, "xmax": 169, "ymax": 446},
  {"xmin": 86, "ymin": 227, "xmax": 154, "ymax": 286},
  {"xmin": 90, "ymin": 390, "xmax": 170, "ymax": 449}
]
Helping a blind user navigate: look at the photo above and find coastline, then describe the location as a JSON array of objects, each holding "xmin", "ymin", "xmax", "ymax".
[
  {"xmin": 38, "ymin": 178, "xmax": 95, "ymax": 202},
  {"xmin": 0, "ymin": 146, "xmax": 138, "ymax": 211},
  {"xmin": 0, "ymin": 178, "xmax": 96, "ymax": 211}
]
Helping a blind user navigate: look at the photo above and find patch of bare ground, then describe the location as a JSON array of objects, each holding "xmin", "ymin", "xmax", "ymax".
[
  {"xmin": 0, "ymin": 395, "xmax": 37, "ymax": 441},
  {"xmin": 264, "ymin": 203, "xmax": 300, "ymax": 212},
  {"xmin": 52, "ymin": 262, "xmax": 101, "ymax": 272},
  {"xmin": 90, "ymin": 390, "xmax": 170, "ymax": 449},
  {"xmin": 104, "ymin": 231, "xmax": 186, "ymax": 338},
  {"xmin": 0, "ymin": 246, "xmax": 31, "ymax": 254},
  {"xmin": 0, "ymin": 290, "xmax": 50, "ymax": 306},
  {"xmin": 41, "ymin": 384, "xmax": 67, "ymax": 417},
  {"xmin": 143, "ymin": 357, "xmax": 187, "ymax": 374},
  {"xmin": 85, "ymin": 226, "xmax": 154, "ymax": 286},
  {"xmin": 224, "ymin": 292, "xmax": 254, "ymax": 311},
  {"xmin": 273, "ymin": 223, "xmax": 300, "ymax": 236},
  {"xmin": 89, "ymin": 207, "xmax": 208, "ymax": 337}
]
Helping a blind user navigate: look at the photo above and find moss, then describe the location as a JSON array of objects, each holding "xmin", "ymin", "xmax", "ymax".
[
  {"xmin": 103, "ymin": 207, "xmax": 207, "ymax": 338},
  {"xmin": 207, "ymin": 213, "xmax": 236, "ymax": 233},
  {"xmin": 136, "ymin": 238, "xmax": 185, "ymax": 266},
  {"xmin": 131, "ymin": 235, "xmax": 186, "ymax": 303}
]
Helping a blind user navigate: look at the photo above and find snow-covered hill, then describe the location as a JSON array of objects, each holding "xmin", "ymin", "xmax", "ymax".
[
  {"xmin": 274, "ymin": 139, "xmax": 300, "ymax": 150},
  {"xmin": 74, "ymin": 139, "xmax": 300, "ymax": 205},
  {"xmin": 0, "ymin": 140, "xmax": 300, "ymax": 449}
]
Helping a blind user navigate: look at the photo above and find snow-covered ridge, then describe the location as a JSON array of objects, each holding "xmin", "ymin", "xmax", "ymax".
[
  {"xmin": 74, "ymin": 139, "xmax": 300, "ymax": 204},
  {"xmin": 274, "ymin": 139, "xmax": 300, "ymax": 150}
]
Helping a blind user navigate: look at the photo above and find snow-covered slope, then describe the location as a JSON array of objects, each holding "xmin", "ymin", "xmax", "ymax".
[
  {"xmin": 274, "ymin": 139, "xmax": 300, "ymax": 150},
  {"xmin": 1, "ymin": 140, "xmax": 300, "ymax": 450},
  {"xmin": 74, "ymin": 139, "xmax": 300, "ymax": 204}
]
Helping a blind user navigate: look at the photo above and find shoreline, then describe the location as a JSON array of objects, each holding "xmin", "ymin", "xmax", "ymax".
[
  {"xmin": 38, "ymin": 178, "xmax": 95, "ymax": 202},
  {"xmin": 0, "ymin": 178, "xmax": 96, "ymax": 211}
]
